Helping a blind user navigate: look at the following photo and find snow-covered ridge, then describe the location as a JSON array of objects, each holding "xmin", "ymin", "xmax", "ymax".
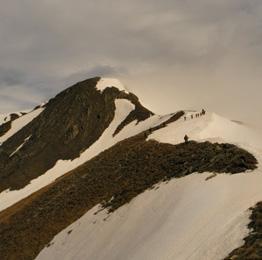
[
  {"xmin": 149, "ymin": 112, "xmax": 262, "ymax": 152},
  {"xmin": 96, "ymin": 78, "xmax": 129, "ymax": 93},
  {"xmin": 0, "ymin": 108, "xmax": 37, "ymax": 125},
  {"xmin": 1, "ymin": 109, "xmax": 261, "ymax": 214},
  {"xmin": 0, "ymin": 112, "xmax": 24, "ymax": 125},
  {"xmin": 0, "ymin": 107, "xmax": 45, "ymax": 144},
  {"xmin": 35, "ymin": 110, "xmax": 262, "ymax": 260}
]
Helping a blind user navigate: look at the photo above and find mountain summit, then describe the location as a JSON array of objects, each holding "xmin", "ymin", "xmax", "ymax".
[
  {"xmin": 0, "ymin": 77, "xmax": 152, "ymax": 192},
  {"xmin": 0, "ymin": 77, "xmax": 262, "ymax": 260}
]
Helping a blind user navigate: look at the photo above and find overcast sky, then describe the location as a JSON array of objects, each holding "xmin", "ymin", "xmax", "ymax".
[{"xmin": 0, "ymin": 0, "xmax": 262, "ymax": 128}]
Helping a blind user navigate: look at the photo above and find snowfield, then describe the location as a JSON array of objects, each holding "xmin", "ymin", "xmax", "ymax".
[
  {"xmin": 36, "ymin": 171, "xmax": 262, "ymax": 260},
  {"xmin": 36, "ymin": 111, "xmax": 262, "ymax": 260}
]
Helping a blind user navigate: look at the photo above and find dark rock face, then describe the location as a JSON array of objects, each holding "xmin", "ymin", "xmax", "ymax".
[
  {"xmin": 0, "ymin": 122, "xmax": 11, "ymax": 137},
  {"xmin": 0, "ymin": 114, "xmax": 20, "ymax": 137},
  {"xmin": 0, "ymin": 77, "xmax": 153, "ymax": 192},
  {"xmin": 0, "ymin": 136, "xmax": 257, "ymax": 260},
  {"xmin": 225, "ymin": 202, "xmax": 262, "ymax": 260}
]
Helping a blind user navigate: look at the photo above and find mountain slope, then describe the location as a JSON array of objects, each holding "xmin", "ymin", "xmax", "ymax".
[
  {"xmin": 0, "ymin": 136, "xmax": 257, "ymax": 260},
  {"xmin": 0, "ymin": 81, "xmax": 180, "ymax": 213},
  {"xmin": 37, "ymin": 171, "xmax": 262, "ymax": 260},
  {"xmin": 0, "ymin": 77, "xmax": 261, "ymax": 260},
  {"xmin": 35, "ymin": 113, "xmax": 262, "ymax": 260},
  {"xmin": 0, "ymin": 77, "xmax": 152, "ymax": 193}
]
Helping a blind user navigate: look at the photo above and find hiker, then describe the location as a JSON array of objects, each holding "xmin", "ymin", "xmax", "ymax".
[
  {"xmin": 201, "ymin": 109, "xmax": 206, "ymax": 116},
  {"xmin": 184, "ymin": 116, "xmax": 187, "ymax": 121},
  {"xmin": 184, "ymin": 134, "xmax": 189, "ymax": 143},
  {"xmin": 191, "ymin": 114, "xmax": 194, "ymax": 119}
]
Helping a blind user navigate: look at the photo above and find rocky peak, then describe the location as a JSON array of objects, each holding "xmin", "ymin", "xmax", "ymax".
[{"xmin": 0, "ymin": 77, "xmax": 153, "ymax": 192}]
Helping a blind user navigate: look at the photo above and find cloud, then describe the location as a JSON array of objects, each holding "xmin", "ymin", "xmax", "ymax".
[
  {"xmin": 0, "ymin": 0, "xmax": 262, "ymax": 127},
  {"xmin": 0, "ymin": 67, "xmax": 26, "ymax": 87},
  {"xmin": 64, "ymin": 64, "xmax": 128, "ymax": 85}
]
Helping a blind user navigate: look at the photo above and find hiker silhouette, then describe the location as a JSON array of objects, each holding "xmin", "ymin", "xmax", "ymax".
[{"xmin": 184, "ymin": 134, "xmax": 189, "ymax": 143}]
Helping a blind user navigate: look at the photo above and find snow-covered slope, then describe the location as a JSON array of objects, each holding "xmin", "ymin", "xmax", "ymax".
[
  {"xmin": 149, "ymin": 112, "xmax": 262, "ymax": 152},
  {"xmin": 36, "ymin": 110, "xmax": 262, "ymax": 260},
  {"xmin": 0, "ymin": 107, "xmax": 45, "ymax": 143},
  {"xmin": 37, "ymin": 171, "xmax": 262, "ymax": 260},
  {"xmin": 0, "ymin": 96, "xmax": 170, "ymax": 212},
  {"xmin": 1, "ymin": 78, "xmax": 261, "ymax": 260}
]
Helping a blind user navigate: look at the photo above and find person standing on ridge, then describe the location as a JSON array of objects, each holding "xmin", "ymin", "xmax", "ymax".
[{"xmin": 184, "ymin": 134, "xmax": 189, "ymax": 143}]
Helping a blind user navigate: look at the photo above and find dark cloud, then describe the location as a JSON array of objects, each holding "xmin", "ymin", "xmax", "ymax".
[{"xmin": 0, "ymin": 0, "xmax": 261, "ymax": 127}]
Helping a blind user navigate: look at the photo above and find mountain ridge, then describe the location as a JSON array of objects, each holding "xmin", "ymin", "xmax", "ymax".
[
  {"xmin": 0, "ymin": 76, "xmax": 262, "ymax": 260},
  {"xmin": 0, "ymin": 77, "xmax": 152, "ymax": 192}
]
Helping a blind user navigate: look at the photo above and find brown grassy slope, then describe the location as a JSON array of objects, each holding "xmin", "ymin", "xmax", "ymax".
[
  {"xmin": 225, "ymin": 202, "xmax": 262, "ymax": 260},
  {"xmin": 0, "ymin": 135, "xmax": 257, "ymax": 260}
]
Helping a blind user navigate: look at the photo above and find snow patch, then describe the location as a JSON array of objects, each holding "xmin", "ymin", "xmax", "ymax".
[
  {"xmin": 9, "ymin": 135, "xmax": 32, "ymax": 157},
  {"xmin": 96, "ymin": 78, "xmax": 128, "ymax": 93}
]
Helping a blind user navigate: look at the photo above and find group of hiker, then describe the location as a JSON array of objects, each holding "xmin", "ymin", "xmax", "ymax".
[
  {"xmin": 183, "ymin": 109, "xmax": 206, "ymax": 143},
  {"xmin": 184, "ymin": 109, "xmax": 206, "ymax": 121}
]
